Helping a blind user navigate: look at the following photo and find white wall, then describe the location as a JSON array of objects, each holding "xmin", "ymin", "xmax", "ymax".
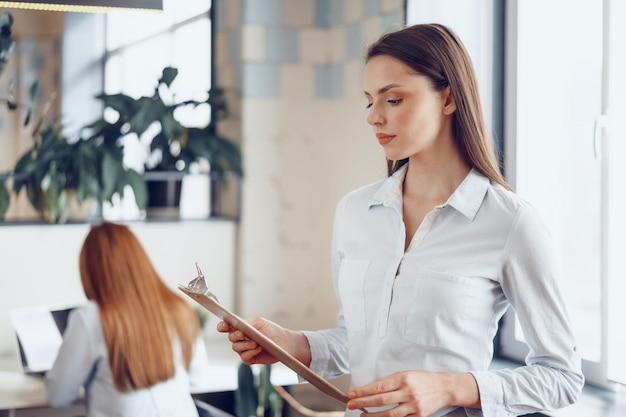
[{"xmin": 0, "ymin": 221, "xmax": 237, "ymax": 356}]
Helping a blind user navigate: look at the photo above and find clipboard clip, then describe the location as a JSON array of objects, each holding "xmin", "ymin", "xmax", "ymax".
[{"xmin": 187, "ymin": 262, "xmax": 220, "ymax": 303}]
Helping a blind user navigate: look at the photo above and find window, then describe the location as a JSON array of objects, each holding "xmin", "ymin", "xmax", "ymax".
[
  {"xmin": 101, "ymin": 0, "xmax": 213, "ymax": 218},
  {"xmin": 502, "ymin": 0, "xmax": 626, "ymax": 388},
  {"xmin": 105, "ymin": 0, "xmax": 212, "ymax": 100},
  {"xmin": 405, "ymin": 0, "xmax": 502, "ymax": 142},
  {"xmin": 407, "ymin": 0, "xmax": 626, "ymax": 389}
]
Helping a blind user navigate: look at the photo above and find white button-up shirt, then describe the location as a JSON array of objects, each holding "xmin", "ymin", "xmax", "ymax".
[
  {"xmin": 45, "ymin": 301, "xmax": 212, "ymax": 417},
  {"xmin": 303, "ymin": 166, "xmax": 583, "ymax": 417}
]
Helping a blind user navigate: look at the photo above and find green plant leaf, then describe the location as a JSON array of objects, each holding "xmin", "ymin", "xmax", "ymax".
[
  {"xmin": 235, "ymin": 363, "xmax": 258, "ymax": 417},
  {"xmin": 42, "ymin": 178, "xmax": 60, "ymax": 223},
  {"xmin": 28, "ymin": 80, "xmax": 38, "ymax": 101},
  {"xmin": 257, "ymin": 365, "xmax": 269, "ymax": 417},
  {"xmin": 0, "ymin": 12, "xmax": 16, "ymax": 75},
  {"xmin": 159, "ymin": 66, "xmax": 178, "ymax": 87},
  {"xmin": 0, "ymin": 179, "xmax": 10, "ymax": 220},
  {"xmin": 268, "ymin": 391, "xmax": 283, "ymax": 417},
  {"xmin": 125, "ymin": 169, "xmax": 148, "ymax": 210},
  {"xmin": 57, "ymin": 188, "xmax": 69, "ymax": 224},
  {"xmin": 150, "ymin": 131, "xmax": 169, "ymax": 152},
  {"xmin": 96, "ymin": 92, "xmax": 136, "ymax": 115},
  {"xmin": 23, "ymin": 80, "xmax": 39, "ymax": 126},
  {"xmin": 23, "ymin": 107, "xmax": 32, "ymax": 126},
  {"xmin": 129, "ymin": 96, "xmax": 165, "ymax": 134},
  {"xmin": 160, "ymin": 112, "xmax": 185, "ymax": 141},
  {"xmin": 73, "ymin": 141, "xmax": 101, "ymax": 203},
  {"xmin": 82, "ymin": 117, "xmax": 116, "ymax": 135},
  {"xmin": 100, "ymin": 151, "xmax": 121, "ymax": 202},
  {"xmin": 215, "ymin": 136, "xmax": 243, "ymax": 175}
]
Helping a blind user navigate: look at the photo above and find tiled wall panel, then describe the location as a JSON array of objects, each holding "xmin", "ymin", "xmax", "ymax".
[{"xmin": 214, "ymin": 0, "xmax": 404, "ymax": 329}]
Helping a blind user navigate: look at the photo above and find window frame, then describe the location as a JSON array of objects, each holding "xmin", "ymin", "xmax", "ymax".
[{"xmin": 500, "ymin": 0, "xmax": 626, "ymax": 390}]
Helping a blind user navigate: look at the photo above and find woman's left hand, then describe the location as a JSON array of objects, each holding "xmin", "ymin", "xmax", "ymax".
[{"xmin": 346, "ymin": 370, "xmax": 480, "ymax": 417}]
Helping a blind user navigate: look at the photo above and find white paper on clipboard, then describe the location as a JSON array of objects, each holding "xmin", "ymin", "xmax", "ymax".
[{"xmin": 178, "ymin": 284, "xmax": 350, "ymax": 405}]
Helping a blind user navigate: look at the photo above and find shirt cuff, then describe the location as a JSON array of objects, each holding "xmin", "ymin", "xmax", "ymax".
[
  {"xmin": 301, "ymin": 330, "xmax": 331, "ymax": 375},
  {"xmin": 469, "ymin": 371, "xmax": 515, "ymax": 417}
]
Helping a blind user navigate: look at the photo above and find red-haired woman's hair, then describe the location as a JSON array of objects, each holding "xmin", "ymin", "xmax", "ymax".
[
  {"xmin": 367, "ymin": 23, "xmax": 511, "ymax": 191},
  {"xmin": 79, "ymin": 222, "xmax": 200, "ymax": 392}
]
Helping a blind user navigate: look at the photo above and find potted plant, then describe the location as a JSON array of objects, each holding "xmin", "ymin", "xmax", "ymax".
[
  {"xmin": 11, "ymin": 116, "xmax": 147, "ymax": 223},
  {"xmin": 235, "ymin": 363, "xmax": 283, "ymax": 417},
  {"xmin": 2, "ymin": 55, "xmax": 240, "ymax": 222},
  {"xmin": 0, "ymin": 11, "xmax": 11, "ymax": 218},
  {"xmin": 0, "ymin": 12, "xmax": 14, "ymax": 73},
  {"xmin": 0, "ymin": 10, "xmax": 149, "ymax": 223},
  {"xmin": 90, "ymin": 66, "xmax": 242, "ymax": 216},
  {"xmin": 0, "ymin": 12, "xmax": 16, "ymax": 220},
  {"xmin": 0, "ymin": 11, "xmax": 39, "ymax": 220}
]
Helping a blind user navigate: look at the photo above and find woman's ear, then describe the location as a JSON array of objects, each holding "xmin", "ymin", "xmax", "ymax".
[{"xmin": 441, "ymin": 85, "xmax": 457, "ymax": 115}]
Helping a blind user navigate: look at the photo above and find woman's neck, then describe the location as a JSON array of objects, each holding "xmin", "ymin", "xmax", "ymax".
[{"xmin": 403, "ymin": 152, "xmax": 471, "ymax": 203}]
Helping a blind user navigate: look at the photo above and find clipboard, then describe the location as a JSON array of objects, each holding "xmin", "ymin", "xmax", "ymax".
[{"xmin": 178, "ymin": 284, "xmax": 350, "ymax": 405}]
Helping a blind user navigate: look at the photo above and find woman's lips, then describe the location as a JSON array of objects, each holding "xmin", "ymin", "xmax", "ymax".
[{"xmin": 376, "ymin": 133, "xmax": 395, "ymax": 145}]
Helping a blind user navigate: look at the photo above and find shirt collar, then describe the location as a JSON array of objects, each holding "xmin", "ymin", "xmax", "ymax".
[
  {"xmin": 368, "ymin": 164, "xmax": 406, "ymax": 213},
  {"xmin": 446, "ymin": 168, "xmax": 490, "ymax": 221},
  {"xmin": 368, "ymin": 165, "xmax": 490, "ymax": 221}
]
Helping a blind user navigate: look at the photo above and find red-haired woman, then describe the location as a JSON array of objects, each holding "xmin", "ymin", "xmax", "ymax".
[{"xmin": 46, "ymin": 222, "xmax": 210, "ymax": 416}]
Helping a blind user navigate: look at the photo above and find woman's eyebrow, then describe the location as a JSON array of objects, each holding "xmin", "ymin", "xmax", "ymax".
[{"xmin": 364, "ymin": 83, "xmax": 403, "ymax": 97}]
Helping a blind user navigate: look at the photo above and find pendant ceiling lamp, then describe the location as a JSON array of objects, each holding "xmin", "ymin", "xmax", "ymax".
[{"xmin": 0, "ymin": 0, "xmax": 162, "ymax": 13}]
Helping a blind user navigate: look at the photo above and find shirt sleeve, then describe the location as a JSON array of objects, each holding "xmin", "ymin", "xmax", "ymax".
[
  {"xmin": 302, "ymin": 324, "xmax": 349, "ymax": 380},
  {"xmin": 470, "ymin": 203, "xmax": 585, "ymax": 417},
  {"xmin": 45, "ymin": 307, "xmax": 97, "ymax": 408},
  {"xmin": 301, "ymin": 196, "xmax": 351, "ymax": 380}
]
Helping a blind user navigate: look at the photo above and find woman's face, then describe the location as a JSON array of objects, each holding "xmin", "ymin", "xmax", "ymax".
[{"xmin": 364, "ymin": 55, "xmax": 454, "ymax": 161}]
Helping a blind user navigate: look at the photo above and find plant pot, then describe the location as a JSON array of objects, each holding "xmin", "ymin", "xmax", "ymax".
[
  {"xmin": 145, "ymin": 179, "xmax": 182, "ymax": 218},
  {"xmin": 144, "ymin": 171, "xmax": 186, "ymax": 219}
]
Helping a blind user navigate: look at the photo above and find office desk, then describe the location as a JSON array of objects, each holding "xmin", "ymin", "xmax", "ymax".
[
  {"xmin": 0, "ymin": 340, "xmax": 299, "ymax": 417},
  {"xmin": 0, "ymin": 368, "xmax": 86, "ymax": 417},
  {"xmin": 0, "ymin": 371, "xmax": 49, "ymax": 415}
]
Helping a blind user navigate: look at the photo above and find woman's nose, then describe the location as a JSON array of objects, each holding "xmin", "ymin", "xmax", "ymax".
[{"xmin": 367, "ymin": 104, "xmax": 384, "ymax": 126}]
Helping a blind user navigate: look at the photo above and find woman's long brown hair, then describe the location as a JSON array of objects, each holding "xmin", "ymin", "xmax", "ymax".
[
  {"xmin": 367, "ymin": 23, "xmax": 512, "ymax": 191},
  {"xmin": 79, "ymin": 222, "xmax": 200, "ymax": 392}
]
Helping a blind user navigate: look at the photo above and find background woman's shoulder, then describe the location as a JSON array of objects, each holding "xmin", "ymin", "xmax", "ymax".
[{"xmin": 67, "ymin": 300, "xmax": 101, "ymax": 331}]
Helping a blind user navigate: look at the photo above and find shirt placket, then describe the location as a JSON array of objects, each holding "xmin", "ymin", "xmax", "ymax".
[
  {"xmin": 407, "ymin": 207, "xmax": 442, "ymax": 252},
  {"xmin": 377, "ymin": 207, "xmax": 442, "ymax": 337},
  {"xmin": 376, "ymin": 195, "xmax": 405, "ymax": 338}
]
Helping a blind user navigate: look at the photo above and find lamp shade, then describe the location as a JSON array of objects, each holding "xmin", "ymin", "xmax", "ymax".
[{"xmin": 0, "ymin": 0, "xmax": 163, "ymax": 13}]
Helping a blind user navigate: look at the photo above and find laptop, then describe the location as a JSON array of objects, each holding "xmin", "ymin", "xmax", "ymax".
[{"xmin": 10, "ymin": 303, "xmax": 80, "ymax": 377}]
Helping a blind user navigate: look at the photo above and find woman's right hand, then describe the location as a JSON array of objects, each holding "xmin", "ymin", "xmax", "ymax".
[{"xmin": 217, "ymin": 317, "xmax": 311, "ymax": 366}]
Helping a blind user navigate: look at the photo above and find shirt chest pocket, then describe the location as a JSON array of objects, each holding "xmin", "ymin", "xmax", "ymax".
[
  {"xmin": 337, "ymin": 259, "xmax": 370, "ymax": 333},
  {"xmin": 403, "ymin": 269, "xmax": 475, "ymax": 348}
]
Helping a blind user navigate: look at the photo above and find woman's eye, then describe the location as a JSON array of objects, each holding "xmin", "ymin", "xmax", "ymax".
[{"xmin": 365, "ymin": 98, "xmax": 401, "ymax": 109}]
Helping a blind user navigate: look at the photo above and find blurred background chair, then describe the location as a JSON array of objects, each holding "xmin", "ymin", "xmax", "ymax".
[
  {"xmin": 272, "ymin": 385, "xmax": 344, "ymax": 417},
  {"xmin": 195, "ymin": 398, "xmax": 236, "ymax": 417}
]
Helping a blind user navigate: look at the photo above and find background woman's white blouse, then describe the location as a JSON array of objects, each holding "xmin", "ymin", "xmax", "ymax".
[{"xmin": 45, "ymin": 301, "xmax": 211, "ymax": 417}]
